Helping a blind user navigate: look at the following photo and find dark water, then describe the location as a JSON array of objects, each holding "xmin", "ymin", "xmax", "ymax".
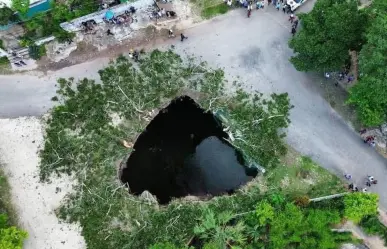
[{"xmin": 120, "ymin": 95, "xmax": 257, "ymax": 204}]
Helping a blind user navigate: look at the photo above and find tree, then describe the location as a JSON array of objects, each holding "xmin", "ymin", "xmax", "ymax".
[
  {"xmin": 288, "ymin": 0, "xmax": 368, "ymax": 72},
  {"xmin": 347, "ymin": 2, "xmax": 387, "ymax": 126},
  {"xmin": 344, "ymin": 193, "xmax": 379, "ymax": 223},
  {"xmin": 11, "ymin": 0, "xmax": 29, "ymax": 17},
  {"xmin": 0, "ymin": 6, "xmax": 17, "ymax": 25}
]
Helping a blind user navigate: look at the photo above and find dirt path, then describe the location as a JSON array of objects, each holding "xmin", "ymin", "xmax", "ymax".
[{"xmin": 0, "ymin": 117, "xmax": 85, "ymax": 249}]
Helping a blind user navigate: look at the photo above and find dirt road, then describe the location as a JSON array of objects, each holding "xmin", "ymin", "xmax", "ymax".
[{"xmin": 1, "ymin": 5, "xmax": 387, "ymax": 210}]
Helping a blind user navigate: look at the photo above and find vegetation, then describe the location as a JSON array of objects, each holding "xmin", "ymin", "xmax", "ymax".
[
  {"xmin": 11, "ymin": 0, "xmax": 29, "ymax": 17},
  {"xmin": 0, "ymin": 6, "xmax": 17, "ymax": 25},
  {"xmin": 28, "ymin": 44, "xmax": 46, "ymax": 60},
  {"xmin": 22, "ymin": 0, "xmax": 94, "ymax": 41},
  {"xmin": 0, "ymin": 56, "xmax": 9, "ymax": 65},
  {"xmin": 0, "ymin": 214, "xmax": 28, "ymax": 249},
  {"xmin": 347, "ymin": 0, "xmax": 387, "ymax": 126},
  {"xmin": 343, "ymin": 192, "xmax": 378, "ymax": 223},
  {"xmin": 359, "ymin": 215, "xmax": 387, "ymax": 244},
  {"xmin": 39, "ymin": 50, "xmax": 379, "ymax": 249},
  {"xmin": 288, "ymin": 0, "xmax": 368, "ymax": 72},
  {"xmin": 39, "ymin": 49, "xmax": 292, "ymax": 248},
  {"xmin": 201, "ymin": 3, "xmax": 229, "ymax": 19},
  {"xmin": 0, "ymin": 168, "xmax": 28, "ymax": 249}
]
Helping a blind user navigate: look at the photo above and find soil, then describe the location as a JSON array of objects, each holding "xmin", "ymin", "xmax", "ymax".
[{"xmin": 120, "ymin": 95, "xmax": 256, "ymax": 204}]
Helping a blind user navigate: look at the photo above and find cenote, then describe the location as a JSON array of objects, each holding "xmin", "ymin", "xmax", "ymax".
[{"xmin": 120, "ymin": 96, "xmax": 258, "ymax": 204}]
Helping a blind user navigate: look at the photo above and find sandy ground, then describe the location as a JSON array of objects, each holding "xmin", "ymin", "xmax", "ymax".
[{"xmin": 0, "ymin": 117, "xmax": 85, "ymax": 249}]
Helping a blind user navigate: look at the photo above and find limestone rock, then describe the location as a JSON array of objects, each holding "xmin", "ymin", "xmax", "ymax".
[{"xmin": 139, "ymin": 190, "xmax": 158, "ymax": 204}]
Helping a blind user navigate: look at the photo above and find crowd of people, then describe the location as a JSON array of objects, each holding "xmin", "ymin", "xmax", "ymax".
[
  {"xmin": 224, "ymin": 0, "xmax": 300, "ymax": 35},
  {"xmin": 345, "ymin": 174, "xmax": 377, "ymax": 193}
]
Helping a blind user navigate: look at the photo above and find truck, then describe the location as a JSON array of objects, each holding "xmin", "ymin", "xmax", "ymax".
[{"xmin": 287, "ymin": 0, "xmax": 308, "ymax": 11}]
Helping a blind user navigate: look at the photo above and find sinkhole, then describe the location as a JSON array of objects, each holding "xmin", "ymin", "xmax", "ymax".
[{"xmin": 119, "ymin": 95, "xmax": 258, "ymax": 204}]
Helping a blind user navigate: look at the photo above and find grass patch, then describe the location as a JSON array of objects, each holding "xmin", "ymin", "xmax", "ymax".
[
  {"xmin": 201, "ymin": 3, "xmax": 229, "ymax": 19},
  {"xmin": 0, "ymin": 168, "xmax": 17, "ymax": 225},
  {"xmin": 268, "ymin": 149, "xmax": 346, "ymax": 199}
]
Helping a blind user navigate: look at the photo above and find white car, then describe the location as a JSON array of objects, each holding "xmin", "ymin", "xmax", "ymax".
[{"xmin": 287, "ymin": 0, "xmax": 307, "ymax": 11}]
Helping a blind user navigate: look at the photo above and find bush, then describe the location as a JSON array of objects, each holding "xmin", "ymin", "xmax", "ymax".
[
  {"xmin": 28, "ymin": 44, "xmax": 46, "ymax": 60},
  {"xmin": 0, "ymin": 214, "xmax": 28, "ymax": 249},
  {"xmin": 0, "ymin": 56, "xmax": 9, "ymax": 65},
  {"xmin": 344, "ymin": 193, "xmax": 379, "ymax": 223}
]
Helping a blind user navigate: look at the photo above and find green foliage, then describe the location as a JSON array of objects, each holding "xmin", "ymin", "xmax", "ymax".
[
  {"xmin": 202, "ymin": 3, "xmax": 229, "ymax": 19},
  {"xmin": 11, "ymin": 0, "xmax": 29, "ymax": 16},
  {"xmin": 149, "ymin": 242, "xmax": 183, "ymax": 249},
  {"xmin": 194, "ymin": 208, "xmax": 246, "ymax": 248},
  {"xmin": 289, "ymin": 0, "xmax": 368, "ymax": 72},
  {"xmin": 344, "ymin": 193, "xmax": 378, "ymax": 223},
  {"xmin": 254, "ymin": 200, "xmax": 274, "ymax": 226},
  {"xmin": 347, "ymin": 1, "xmax": 387, "ymax": 126},
  {"xmin": 0, "ymin": 6, "xmax": 17, "ymax": 25},
  {"xmin": 19, "ymin": 38, "xmax": 34, "ymax": 47},
  {"xmin": 39, "ymin": 50, "xmax": 289, "ymax": 249},
  {"xmin": 28, "ymin": 44, "xmax": 46, "ymax": 60},
  {"xmin": 23, "ymin": 0, "xmax": 96, "ymax": 40},
  {"xmin": 0, "ymin": 56, "xmax": 9, "ymax": 66},
  {"xmin": 359, "ymin": 215, "xmax": 387, "ymax": 244},
  {"xmin": 0, "ymin": 214, "xmax": 28, "ymax": 249}
]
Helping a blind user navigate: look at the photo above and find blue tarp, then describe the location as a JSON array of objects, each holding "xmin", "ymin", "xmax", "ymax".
[
  {"xmin": 105, "ymin": 10, "xmax": 114, "ymax": 20},
  {"xmin": 23, "ymin": 0, "xmax": 52, "ymax": 19}
]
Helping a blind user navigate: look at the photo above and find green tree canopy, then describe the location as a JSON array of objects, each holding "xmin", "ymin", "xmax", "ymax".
[
  {"xmin": 11, "ymin": 0, "xmax": 29, "ymax": 16},
  {"xmin": 0, "ymin": 6, "xmax": 17, "ymax": 25},
  {"xmin": 344, "ymin": 193, "xmax": 379, "ymax": 223},
  {"xmin": 289, "ymin": 0, "xmax": 368, "ymax": 72},
  {"xmin": 347, "ymin": 1, "xmax": 387, "ymax": 126}
]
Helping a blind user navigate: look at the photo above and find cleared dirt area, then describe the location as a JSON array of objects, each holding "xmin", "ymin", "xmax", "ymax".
[{"xmin": 0, "ymin": 117, "xmax": 85, "ymax": 249}]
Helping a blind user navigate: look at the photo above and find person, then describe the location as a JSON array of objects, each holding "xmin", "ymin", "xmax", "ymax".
[
  {"xmin": 348, "ymin": 183, "xmax": 354, "ymax": 190},
  {"xmin": 293, "ymin": 19, "xmax": 299, "ymax": 28},
  {"xmin": 168, "ymin": 29, "xmax": 174, "ymax": 37},
  {"xmin": 247, "ymin": 4, "xmax": 252, "ymax": 17},
  {"xmin": 227, "ymin": 0, "xmax": 232, "ymax": 6},
  {"xmin": 291, "ymin": 26, "xmax": 296, "ymax": 36},
  {"xmin": 256, "ymin": 1, "xmax": 262, "ymax": 9},
  {"xmin": 347, "ymin": 75, "xmax": 354, "ymax": 83},
  {"xmin": 289, "ymin": 14, "xmax": 295, "ymax": 23},
  {"xmin": 107, "ymin": 29, "xmax": 114, "ymax": 36},
  {"xmin": 282, "ymin": 4, "xmax": 286, "ymax": 13},
  {"xmin": 366, "ymin": 181, "xmax": 371, "ymax": 187},
  {"xmin": 354, "ymin": 186, "xmax": 359, "ymax": 192},
  {"xmin": 370, "ymin": 141, "xmax": 376, "ymax": 147},
  {"xmin": 339, "ymin": 72, "xmax": 345, "ymax": 80},
  {"xmin": 181, "ymin": 33, "xmax": 188, "ymax": 42},
  {"xmin": 133, "ymin": 50, "xmax": 139, "ymax": 62},
  {"xmin": 368, "ymin": 175, "xmax": 374, "ymax": 182},
  {"xmin": 325, "ymin": 72, "xmax": 330, "ymax": 79},
  {"xmin": 276, "ymin": 2, "xmax": 281, "ymax": 10},
  {"xmin": 359, "ymin": 128, "xmax": 367, "ymax": 135},
  {"xmin": 344, "ymin": 174, "xmax": 352, "ymax": 180},
  {"xmin": 362, "ymin": 188, "xmax": 368, "ymax": 193},
  {"xmin": 268, "ymin": 0, "xmax": 272, "ymax": 5},
  {"xmin": 261, "ymin": 0, "xmax": 265, "ymax": 8},
  {"xmin": 364, "ymin": 135, "xmax": 374, "ymax": 143}
]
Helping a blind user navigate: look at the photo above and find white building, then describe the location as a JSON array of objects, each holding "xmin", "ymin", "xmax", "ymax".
[{"xmin": 0, "ymin": 0, "xmax": 42, "ymax": 8}]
